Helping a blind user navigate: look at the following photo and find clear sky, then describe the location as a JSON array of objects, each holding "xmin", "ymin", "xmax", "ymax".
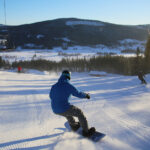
[{"xmin": 0, "ymin": 0, "xmax": 150, "ymax": 26}]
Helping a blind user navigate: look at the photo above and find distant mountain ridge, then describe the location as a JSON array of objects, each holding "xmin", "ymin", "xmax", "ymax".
[{"xmin": 0, "ymin": 18, "xmax": 150, "ymax": 49}]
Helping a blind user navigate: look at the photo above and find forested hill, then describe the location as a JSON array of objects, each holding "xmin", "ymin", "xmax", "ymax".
[{"xmin": 0, "ymin": 18, "xmax": 150, "ymax": 49}]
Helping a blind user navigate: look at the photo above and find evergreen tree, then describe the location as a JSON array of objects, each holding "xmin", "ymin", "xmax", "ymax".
[
  {"xmin": 134, "ymin": 47, "xmax": 142, "ymax": 74},
  {"xmin": 144, "ymin": 35, "xmax": 150, "ymax": 72},
  {"xmin": 0, "ymin": 56, "xmax": 3, "ymax": 68}
]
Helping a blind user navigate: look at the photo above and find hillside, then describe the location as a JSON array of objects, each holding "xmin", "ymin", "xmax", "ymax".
[{"xmin": 0, "ymin": 18, "xmax": 150, "ymax": 49}]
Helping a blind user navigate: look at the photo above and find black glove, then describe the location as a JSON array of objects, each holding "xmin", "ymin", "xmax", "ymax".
[{"xmin": 85, "ymin": 93, "xmax": 90, "ymax": 99}]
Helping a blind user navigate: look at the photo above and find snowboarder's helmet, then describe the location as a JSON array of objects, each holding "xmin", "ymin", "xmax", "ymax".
[{"xmin": 62, "ymin": 70, "xmax": 71, "ymax": 80}]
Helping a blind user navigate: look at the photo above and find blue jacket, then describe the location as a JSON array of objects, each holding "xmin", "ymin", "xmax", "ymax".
[{"xmin": 49, "ymin": 75, "xmax": 86, "ymax": 114}]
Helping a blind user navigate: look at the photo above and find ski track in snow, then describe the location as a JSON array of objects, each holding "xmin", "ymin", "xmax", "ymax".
[{"xmin": 0, "ymin": 70, "xmax": 150, "ymax": 150}]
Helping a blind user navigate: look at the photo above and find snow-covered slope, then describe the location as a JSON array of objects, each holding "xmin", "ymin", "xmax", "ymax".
[
  {"xmin": 0, "ymin": 39, "xmax": 146, "ymax": 63},
  {"xmin": 0, "ymin": 70, "xmax": 150, "ymax": 150}
]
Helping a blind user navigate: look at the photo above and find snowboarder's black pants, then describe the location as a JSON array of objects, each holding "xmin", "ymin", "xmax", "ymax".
[
  {"xmin": 139, "ymin": 77, "xmax": 147, "ymax": 84},
  {"xmin": 57, "ymin": 105, "xmax": 89, "ymax": 132}
]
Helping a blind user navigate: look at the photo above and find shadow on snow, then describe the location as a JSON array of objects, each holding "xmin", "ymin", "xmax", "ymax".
[{"xmin": 0, "ymin": 133, "xmax": 63, "ymax": 150}]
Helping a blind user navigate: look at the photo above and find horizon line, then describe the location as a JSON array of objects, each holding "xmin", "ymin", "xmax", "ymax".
[{"xmin": 0, "ymin": 17, "xmax": 150, "ymax": 26}]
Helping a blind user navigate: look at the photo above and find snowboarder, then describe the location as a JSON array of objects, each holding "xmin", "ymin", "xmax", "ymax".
[
  {"xmin": 49, "ymin": 70, "xmax": 95, "ymax": 137},
  {"xmin": 138, "ymin": 71, "xmax": 147, "ymax": 84}
]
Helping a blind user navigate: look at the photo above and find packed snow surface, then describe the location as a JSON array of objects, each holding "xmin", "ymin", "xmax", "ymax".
[{"xmin": 0, "ymin": 70, "xmax": 150, "ymax": 150}]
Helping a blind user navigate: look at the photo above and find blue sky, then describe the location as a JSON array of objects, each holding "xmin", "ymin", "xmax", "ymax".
[{"xmin": 0, "ymin": 0, "xmax": 150, "ymax": 25}]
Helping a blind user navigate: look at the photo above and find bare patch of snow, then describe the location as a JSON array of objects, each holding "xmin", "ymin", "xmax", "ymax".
[
  {"xmin": 24, "ymin": 43, "xmax": 36, "ymax": 48},
  {"xmin": 66, "ymin": 21, "xmax": 104, "ymax": 26},
  {"xmin": 54, "ymin": 37, "xmax": 71, "ymax": 42},
  {"xmin": 119, "ymin": 39, "xmax": 145, "ymax": 44},
  {"xmin": 62, "ymin": 37, "xmax": 71, "ymax": 42},
  {"xmin": 36, "ymin": 34, "xmax": 45, "ymax": 39}
]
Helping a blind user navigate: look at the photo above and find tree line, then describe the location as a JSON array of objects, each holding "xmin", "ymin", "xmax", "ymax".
[
  {"xmin": 1, "ymin": 35, "xmax": 150, "ymax": 75},
  {"xmin": 9, "ymin": 54, "xmax": 144, "ymax": 75}
]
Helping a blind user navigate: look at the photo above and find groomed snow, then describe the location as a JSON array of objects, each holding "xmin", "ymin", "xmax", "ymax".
[{"xmin": 0, "ymin": 70, "xmax": 150, "ymax": 150}]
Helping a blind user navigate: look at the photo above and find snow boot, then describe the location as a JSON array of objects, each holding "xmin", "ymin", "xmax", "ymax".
[
  {"xmin": 82, "ymin": 127, "xmax": 96, "ymax": 137},
  {"xmin": 70, "ymin": 122, "xmax": 80, "ymax": 131}
]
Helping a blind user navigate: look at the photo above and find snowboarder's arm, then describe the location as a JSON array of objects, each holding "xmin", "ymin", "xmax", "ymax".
[{"xmin": 70, "ymin": 84, "xmax": 87, "ymax": 99}]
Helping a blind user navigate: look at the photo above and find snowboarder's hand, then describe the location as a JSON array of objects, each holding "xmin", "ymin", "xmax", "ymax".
[{"xmin": 85, "ymin": 93, "xmax": 90, "ymax": 99}]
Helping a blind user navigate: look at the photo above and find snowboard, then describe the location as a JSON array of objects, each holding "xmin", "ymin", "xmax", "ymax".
[{"xmin": 64, "ymin": 122, "xmax": 106, "ymax": 142}]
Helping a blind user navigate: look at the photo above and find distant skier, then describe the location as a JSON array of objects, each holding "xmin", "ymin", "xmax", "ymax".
[
  {"xmin": 17, "ymin": 65, "xmax": 22, "ymax": 73},
  {"xmin": 49, "ymin": 70, "xmax": 95, "ymax": 137},
  {"xmin": 138, "ymin": 71, "xmax": 147, "ymax": 84}
]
